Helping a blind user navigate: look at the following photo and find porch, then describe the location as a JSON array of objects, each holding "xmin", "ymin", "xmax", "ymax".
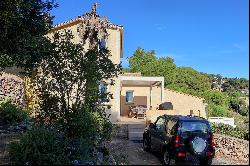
[{"xmin": 120, "ymin": 75, "xmax": 164, "ymax": 118}]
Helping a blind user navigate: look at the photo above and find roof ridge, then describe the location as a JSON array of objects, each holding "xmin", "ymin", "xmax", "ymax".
[{"xmin": 52, "ymin": 15, "xmax": 123, "ymax": 31}]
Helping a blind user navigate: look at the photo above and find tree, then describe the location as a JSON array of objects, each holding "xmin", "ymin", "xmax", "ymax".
[
  {"xmin": 204, "ymin": 90, "xmax": 228, "ymax": 106},
  {"xmin": 0, "ymin": 0, "xmax": 57, "ymax": 73},
  {"xmin": 36, "ymin": 29, "xmax": 120, "ymax": 141},
  {"xmin": 169, "ymin": 67, "xmax": 210, "ymax": 96},
  {"xmin": 206, "ymin": 103, "xmax": 228, "ymax": 117},
  {"xmin": 129, "ymin": 48, "xmax": 158, "ymax": 73},
  {"xmin": 227, "ymin": 91, "xmax": 246, "ymax": 113},
  {"xmin": 128, "ymin": 48, "xmax": 210, "ymax": 97}
]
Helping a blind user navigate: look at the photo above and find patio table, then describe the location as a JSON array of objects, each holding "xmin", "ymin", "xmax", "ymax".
[{"xmin": 131, "ymin": 107, "xmax": 147, "ymax": 119}]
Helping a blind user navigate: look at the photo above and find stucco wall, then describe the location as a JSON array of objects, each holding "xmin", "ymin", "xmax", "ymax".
[
  {"xmin": 164, "ymin": 89, "xmax": 206, "ymax": 118},
  {"xmin": 146, "ymin": 109, "xmax": 192, "ymax": 125}
]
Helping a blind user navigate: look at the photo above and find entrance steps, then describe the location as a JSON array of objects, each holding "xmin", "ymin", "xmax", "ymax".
[
  {"xmin": 128, "ymin": 124, "xmax": 145, "ymax": 141},
  {"xmin": 114, "ymin": 123, "xmax": 146, "ymax": 141}
]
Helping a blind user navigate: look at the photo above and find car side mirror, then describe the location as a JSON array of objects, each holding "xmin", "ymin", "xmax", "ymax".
[{"xmin": 149, "ymin": 123, "xmax": 155, "ymax": 129}]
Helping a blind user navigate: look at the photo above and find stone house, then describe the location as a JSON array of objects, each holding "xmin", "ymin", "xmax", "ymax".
[{"xmin": 0, "ymin": 4, "xmax": 207, "ymax": 123}]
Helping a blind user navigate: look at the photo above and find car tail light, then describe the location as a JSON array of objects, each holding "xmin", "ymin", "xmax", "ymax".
[
  {"xmin": 206, "ymin": 152, "xmax": 213, "ymax": 157},
  {"xmin": 178, "ymin": 152, "xmax": 186, "ymax": 157},
  {"xmin": 175, "ymin": 135, "xmax": 180, "ymax": 148},
  {"xmin": 210, "ymin": 135, "xmax": 216, "ymax": 148}
]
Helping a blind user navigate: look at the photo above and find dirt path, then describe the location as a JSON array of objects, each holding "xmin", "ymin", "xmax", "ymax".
[{"xmin": 107, "ymin": 137, "xmax": 248, "ymax": 165}]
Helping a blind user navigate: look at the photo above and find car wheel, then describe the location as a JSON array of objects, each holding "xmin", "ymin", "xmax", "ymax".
[
  {"xmin": 200, "ymin": 158, "xmax": 212, "ymax": 165},
  {"xmin": 163, "ymin": 149, "xmax": 171, "ymax": 165},
  {"xmin": 143, "ymin": 136, "xmax": 151, "ymax": 152}
]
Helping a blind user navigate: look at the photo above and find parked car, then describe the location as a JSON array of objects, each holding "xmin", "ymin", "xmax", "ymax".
[{"xmin": 143, "ymin": 115, "xmax": 215, "ymax": 165}]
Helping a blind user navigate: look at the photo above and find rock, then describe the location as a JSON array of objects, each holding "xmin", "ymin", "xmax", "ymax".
[
  {"xmin": 107, "ymin": 155, "xmax": 116, "ymax": 165},
  {"xmin": 73, "ymin": 160, "xmax": 80, "ymax": 165},
  {"xmin": 96, "ymin": 152, "xmax": 103, "ymax": 165},
  {"xmin": 15, "ymin": 126, "xmax": 21, "ymax": 130}
]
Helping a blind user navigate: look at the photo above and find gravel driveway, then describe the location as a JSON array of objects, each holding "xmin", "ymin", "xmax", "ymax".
[{"xmin": 107, "ymin": 137, "xmax": 247, "ymax": 165}]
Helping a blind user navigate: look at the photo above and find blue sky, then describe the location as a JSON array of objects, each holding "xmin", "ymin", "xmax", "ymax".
[{"xmin": 51, "ymin": 0, "xmax": 249, "ymax": 79}]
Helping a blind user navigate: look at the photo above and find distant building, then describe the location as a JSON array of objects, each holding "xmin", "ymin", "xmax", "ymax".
[{"xmin": 241, "ymin": 89, "xmax": 249, "ymax": 97}]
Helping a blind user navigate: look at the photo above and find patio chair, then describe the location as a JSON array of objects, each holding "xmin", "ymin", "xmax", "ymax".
[
  {"xmin": 137, "ymin": 107, "xmax": 146, "ymax": 119},
  {"xmin": 138, "ymin": 105, "xmax": 147, "ymax": 108},
  {"xmin": 128, "ymin": 106, "xmax": 137, "ymax": 118}
]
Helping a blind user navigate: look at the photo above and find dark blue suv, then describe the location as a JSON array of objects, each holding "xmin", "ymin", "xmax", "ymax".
[{"xmin": 143, "ymin": 115, "xmax": 215, "ymax": 165}]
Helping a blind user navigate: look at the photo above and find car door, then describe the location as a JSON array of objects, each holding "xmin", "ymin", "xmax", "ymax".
[{"xmin": 150, "ymin": 117, "xmax": 166, "ymax": 152}]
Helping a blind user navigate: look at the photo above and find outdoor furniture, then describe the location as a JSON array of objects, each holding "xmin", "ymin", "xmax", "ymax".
[
  {"xmin": 159, "ymin": 102, "xmax": 173, "ymax": 110},
  {"xmin": 128, "ymin": 105, "xmax": 137, "ymax": 118},
  {"xmin": 138, "ymin": 105, "xmax": 147, "ymax": 108},
  {"xmin": 136, "ymin": 107, "xmax": 147, "ymax": 119},
  {"xmin": 129, "ymin": 105, "xmax": 148, "ymax": 119}
]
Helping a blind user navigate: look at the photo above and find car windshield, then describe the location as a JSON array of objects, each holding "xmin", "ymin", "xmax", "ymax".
[{"xmin": 179, "ymin": 121, "xmax": 210, "ymax": 133}]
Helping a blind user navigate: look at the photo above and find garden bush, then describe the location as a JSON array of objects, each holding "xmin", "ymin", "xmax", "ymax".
[
  {"xmin": 9, "ymin": 126, "xmax": 67, "ymax": 165},
  {"xmin": 0, "ymin": 98, "xmax": 29, "ymax": 124},
  {"xmin": 9, "ymin": 126, "xmax": 76, "ymax": 165},
  {"xmin": 9, "ymin": 125, "xmax": 116, "ymax": 165},
  {"xmin": 211, "ymin": 123, "xmax": 249, "ymax": 140},
  {"xmin": 206, "ymin": 103, "xmax": 229, "ymax": 117}
]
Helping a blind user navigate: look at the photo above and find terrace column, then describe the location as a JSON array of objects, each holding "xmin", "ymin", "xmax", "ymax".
[
  {"xmin": 150, "ymin": 85, "xmax": 152, "ymax": 108},
  {"xmin": 161, "ymin": 79, "xmax": 164, "ymax": 103}
]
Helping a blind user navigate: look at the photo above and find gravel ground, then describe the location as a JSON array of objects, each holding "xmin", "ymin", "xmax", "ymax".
[{"xmin": 107, "ymin": 137, "xmax": 248, "ymax": 165}]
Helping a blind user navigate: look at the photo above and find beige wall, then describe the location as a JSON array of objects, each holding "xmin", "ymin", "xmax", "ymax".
[
  {"xmin": 164, "ymin": 89, "xmax": 206, "ymax": 118},
  {"xmin": 146, "ymin": 110, "xmax": 184, "ymax": 125}
]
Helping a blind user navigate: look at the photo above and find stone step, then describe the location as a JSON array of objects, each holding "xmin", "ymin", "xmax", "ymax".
[
  {"xmin": 128, "ymin": 127, "xmax": 145, "ymax": 133},
  {"xmin": 128, "ymin": 131, "xmax": 144, "ymax": 141},
  {"xmin": 127, "ymin": 124, "xmax": 145, "ymax": 140},
  {"xmin": 128, "ymin": 124, "xmax": 146, "ymax": 130}
]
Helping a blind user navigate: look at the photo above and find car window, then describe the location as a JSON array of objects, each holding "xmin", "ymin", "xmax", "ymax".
[
  {"xmin": 179, "ymin": 121, "xmax": 209, "ymax": 133},
  {"xmin": 155, "ymin": 117, "xmax": 165, "ymax": 131},
  {"xmin": 166, "ymin": 120, "xmax": 177, "ymax": 135}
]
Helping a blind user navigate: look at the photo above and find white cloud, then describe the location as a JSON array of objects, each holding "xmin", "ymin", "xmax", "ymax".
[
  {"xmin": 154, "ymin": 24, "xmax": 167, "ymax": 31},
  {"xmin": 233, "ymin": 43, "xmax": 249, "ymax": 52}
]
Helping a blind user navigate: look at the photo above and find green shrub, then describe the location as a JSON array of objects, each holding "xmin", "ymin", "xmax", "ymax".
[
  {"xmin": 206, "ymin": 103, "xmax": 229, "ymax": 117},
  {"xmin": 9, "ymin": 125, "xmax": 108, "ymax": 165},
  {"xmin": 239, "ymin": 107, "xmax": 249, "ymax": 116},
  {"xmin": 0, "ymin": 99, "xmax": 29, "ymax": 124},
  {"xmin": 9, "ymin": 126, "xmax": 72, "ymax": 165},
  {"xmin": 65, "ymin": 107, "xmax": 113, "ymax": 145},
  {"xmin": 211, "ymin": 123, "xmax": 249, "ymax": 140}
]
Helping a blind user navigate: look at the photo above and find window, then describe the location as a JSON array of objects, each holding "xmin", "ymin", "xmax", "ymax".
[
  {"xmin": 100, "ymin": 38, "xmax": 107, "ymax": 49},
  {"xmin": 126, "ymin": 90, "xmax": 134, "ymax": 103},
  {"xmin": 99, "ymin": 82, "xmax": 109, "ymax": 103},
  {"xmin": 155, "ymin": 117, "xmax": 165, "ymax": 131},
  {"xmin": 179, "ymin": 122, "xmax": 210, "ymax": 133},
  {"xmin": 99, "ymin": 82, "xmax": 108, "ymax": 95}
]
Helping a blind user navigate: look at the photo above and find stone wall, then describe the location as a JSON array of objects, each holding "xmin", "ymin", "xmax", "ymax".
[
  {"xmin": 0, "ymin": 73, "xmax": 26, "ymax": 107},
  {"xmin": 214, "ymin": 134, "xmax": 249, "ymax": 164}
]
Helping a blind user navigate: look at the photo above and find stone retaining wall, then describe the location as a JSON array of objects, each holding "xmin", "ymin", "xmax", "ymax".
[
  {"xmin": 214, "ymin": 134, "xmax": 249, "ymax": 164},
  {"xmin": 0, "ymin": 73, "xmax": 26, "ymax": 106}
]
